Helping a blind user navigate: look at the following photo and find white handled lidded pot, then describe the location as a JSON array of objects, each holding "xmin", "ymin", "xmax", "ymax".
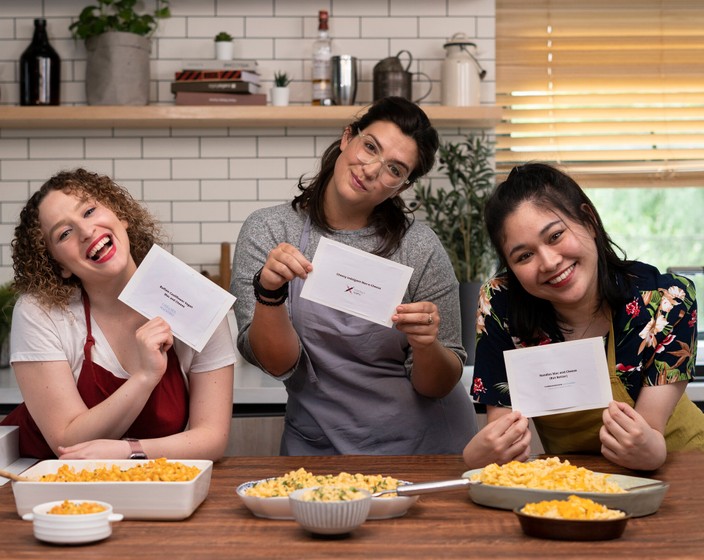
[
  {"xmin": 441, "ymin": 33, "xmax": 487, "ymax": 106},
  {"xmin": 22, "ymin": 500, "xmax": 123, "ymax": 545}
]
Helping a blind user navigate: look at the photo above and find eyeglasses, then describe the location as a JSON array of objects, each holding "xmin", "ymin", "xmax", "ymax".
[{"xmin": 353, "ymin": 134, "xmax": 412, "ymax": 189}]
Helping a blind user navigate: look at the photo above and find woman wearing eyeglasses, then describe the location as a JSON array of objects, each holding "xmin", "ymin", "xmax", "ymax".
[{"xmin": 231, "ymin": 96, "xmax": 478, "ymax": 455}]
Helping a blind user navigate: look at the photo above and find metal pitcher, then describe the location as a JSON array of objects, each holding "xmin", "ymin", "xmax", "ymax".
[{"xmin": 373, "ymin": 50, "xmax": 432, "ymax": 103}]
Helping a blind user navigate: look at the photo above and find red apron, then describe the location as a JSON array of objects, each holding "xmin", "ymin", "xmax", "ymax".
[{"xmin": 1, "ymin": 293, "xmax": 189, "ymax": 459}]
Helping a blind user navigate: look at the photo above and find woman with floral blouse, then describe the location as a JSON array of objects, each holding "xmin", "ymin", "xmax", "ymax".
[{"xmin": 463, "ymin": 163, "xmax": 703, "ymax": 471}]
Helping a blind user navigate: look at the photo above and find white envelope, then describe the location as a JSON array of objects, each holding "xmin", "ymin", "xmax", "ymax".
[
  {"xmin": 118, "ymin": 245, "xmax": 236, "ymax": 352},
  {"xmin": 503, "ymin": 336, "xmax": 612, "ymax": 418},
  {"xmin": 299, "ymin": 237, "xmax": 413, "ymax": 327}
]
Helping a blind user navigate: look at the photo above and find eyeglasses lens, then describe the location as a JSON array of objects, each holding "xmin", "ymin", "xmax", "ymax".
[{"xmin": 355, "ymin": 135, "xmax": 408, "ymax": 188}]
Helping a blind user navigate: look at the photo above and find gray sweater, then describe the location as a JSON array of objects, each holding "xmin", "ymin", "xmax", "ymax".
[{"xmin": 232, "ymin": 202, "xmax": 476, "ymax": 454}]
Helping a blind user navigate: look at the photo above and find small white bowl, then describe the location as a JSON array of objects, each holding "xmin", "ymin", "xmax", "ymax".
[
  {"xmin": 22, "ymin": 499, "xmax": 123, "ymax": 545},
  {"xmin": 289, "ymin": 487, "xmax": 372, "ymax": 536}
]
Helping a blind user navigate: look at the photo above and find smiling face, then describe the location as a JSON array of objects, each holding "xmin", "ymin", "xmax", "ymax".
[
  {"xmin": 501, "ymin": 201, "xmax": 601, "ymax": 316},
  {"xmin": 325, "ymin": 120, "xmax": 419, "ymax": 228},
  {"xmin": 38, "ymin": 188, "xmax": 136, "ymax": 285}
]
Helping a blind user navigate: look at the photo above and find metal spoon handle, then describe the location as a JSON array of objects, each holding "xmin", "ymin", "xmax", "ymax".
[
  {"xmin": 394, "ymin": 478, "xmax": 477, "ymax": 497},
  {"xmin": 626, "ymin": 481, "xmax": 668, "ymax": 492}
]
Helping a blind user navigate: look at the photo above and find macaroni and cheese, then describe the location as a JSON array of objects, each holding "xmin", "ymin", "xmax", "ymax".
[
  {"xmin": 471, "ymin": 457, "xmax": 625, "ymax": 493},
  {"xmin": 47, "ymin": 500, "xmax": 108, "ymax": 515},
  {"xmin": 300, "ymin": 486, "xmax": 368, "ymax": 502},
  {"xmin": 39, "ymin": 458, "xmax": 201, "ymax": 482},
  {"xmin": 520, "ymin": 495, "xmax": 627, "ymax": 520},
  {"xmin": 245, "ymin": 468, "xmax": 401, "ymax": 498}
]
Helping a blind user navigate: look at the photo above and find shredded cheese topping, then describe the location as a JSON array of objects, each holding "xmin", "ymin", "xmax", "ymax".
[
  {"xmin": 470, "ymin": 457, "xmax": 625, "ymax": 493},
  {"xmin": 39, "ymin": 458, "xmax": 201, "ymax": 482},
  {"xmin": 521, "ymin": 495, "xmax": 627, "ymax": 520}
]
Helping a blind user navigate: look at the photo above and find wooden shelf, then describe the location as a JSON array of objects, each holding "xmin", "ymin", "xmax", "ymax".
[{"xmin": 0, "ymin": 104, "xmax": 501, "ymax": 129}]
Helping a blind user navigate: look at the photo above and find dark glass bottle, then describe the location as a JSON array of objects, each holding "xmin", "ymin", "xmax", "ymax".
[{"xmin": 20, "ymin": 19, "xmax": 61, "ymax": 106}]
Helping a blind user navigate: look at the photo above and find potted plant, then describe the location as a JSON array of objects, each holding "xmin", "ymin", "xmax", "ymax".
[
  {"xmin": 271, "ymin": 71, "xmax": 291, "ymax": 106},
  {"xmin": 413, "ymin": 132, "xmax": 497, "ymax": 362},
  {"xmin": 214, "ymin": 31, "xmax": 234, "ymax": 61},
  {"xmin": 69, "ymin": 0, "xmax": 171, "ymax": 106},
  {"xmin": 0, "ymin": 282, "xmax": 17, "ymax": 368}
]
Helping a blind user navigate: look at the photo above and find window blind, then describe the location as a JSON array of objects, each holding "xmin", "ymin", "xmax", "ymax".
[{"xmin": 496, "ymin": 0, "xmax": 704, "ymax": 187}]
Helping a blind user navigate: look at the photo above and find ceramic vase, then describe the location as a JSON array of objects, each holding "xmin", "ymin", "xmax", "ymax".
[
  {"xmin": 215, "ymin": 41, "xmax": 234, "ymax": 61},
  {"xmin": 270, "ymin": 86, "xmax": 290, "ymax": 106}
]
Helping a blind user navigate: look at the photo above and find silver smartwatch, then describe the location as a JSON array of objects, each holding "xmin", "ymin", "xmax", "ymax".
[{"xmin": 123, "ymin": 438, "xmax": 148, "ymax": 460}]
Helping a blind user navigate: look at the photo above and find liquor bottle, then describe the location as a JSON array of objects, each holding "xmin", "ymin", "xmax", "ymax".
[
  {"xmin": 311, "ymin": 10, "xmax": 332, "ymax": 106},
  {"xmin": 19, "ymin": 18, "xmax": 61, "ymax": 106}
]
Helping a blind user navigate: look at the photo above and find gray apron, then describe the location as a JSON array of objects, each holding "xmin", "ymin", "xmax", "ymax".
[{"xmin": 280, "ymin": 217, "xmax": 477, "ymax": 455}]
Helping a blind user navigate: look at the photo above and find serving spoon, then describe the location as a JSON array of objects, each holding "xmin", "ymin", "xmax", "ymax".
[
  {"xmin": 373, "ymin": 478, "xmax": 478, "ymax": 497},
  {"xmin": 0, "ymin": 468, "xmax": 31, "ymax": 482},
  {"xmin": 372, "ymin": 477, "xmax": 666, "ymax": 497}
]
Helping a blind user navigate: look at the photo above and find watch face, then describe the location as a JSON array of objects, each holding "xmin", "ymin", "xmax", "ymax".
[{"xmin": 129, "ymin": 452, "xmax": 148, "ymax": 460}]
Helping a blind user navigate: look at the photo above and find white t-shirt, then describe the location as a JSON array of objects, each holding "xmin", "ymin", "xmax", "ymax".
[{"xmin": 10, "ymin": 292, "xmax": 236, "ymax": 385}]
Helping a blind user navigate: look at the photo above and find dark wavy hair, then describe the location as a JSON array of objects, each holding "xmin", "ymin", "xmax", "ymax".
[
  {"xmin": 484, "ymin": 163, "xmax": 633, "ymax": 343},
  {"xmin": 292, "ymin": 96, "xmax": 439, "ymax": 257},
  {"xmin": 12, "ymin": 168, "xmax": 164, "ymax": 309}
]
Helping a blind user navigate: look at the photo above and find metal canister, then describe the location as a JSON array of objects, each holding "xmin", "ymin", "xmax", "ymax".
[{"xmin": 373, "ymin": 50, "xmax": 413, "ymax": 101}]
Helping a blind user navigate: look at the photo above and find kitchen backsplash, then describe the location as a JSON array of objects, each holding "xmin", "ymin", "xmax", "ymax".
[{"xmin": 0, "ymin": 0, "xmax": 495, "ymax": 283}]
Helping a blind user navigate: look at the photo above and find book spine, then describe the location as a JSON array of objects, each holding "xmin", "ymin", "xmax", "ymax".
[
  {"xmin": 170, "ymin": 81, "xmax": 260, "ymax": 94},
  {"xmin": 181, "ymin": 59, "xmax": 259, "ymax": 71},
  {"xmin": 174, "ymin": 92, "xmax": 267, "ymax": 106},
  {"xmin": 175, "ymin": 70, "xmax": 259, "ymax": 83}
]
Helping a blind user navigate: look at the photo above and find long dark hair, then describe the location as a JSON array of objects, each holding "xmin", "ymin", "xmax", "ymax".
[
  {"xmin": 484, "ymin": 163, "xmax": 633, "ymax": 343},
  {"xmin": 292, "ymin": 96, "xmax": 439, "ymax": 257}
]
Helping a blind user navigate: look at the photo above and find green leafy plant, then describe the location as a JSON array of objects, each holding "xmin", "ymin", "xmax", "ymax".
[
  {"xmin": 273, "ymin": 71, "xmax": 291, "ymax": 87},
  {"xmin": 0, "ymin": 282, "xmax": 18, "ymax": 348},
  {"xmin": 414, "ymin": 133, "xmax": 497, "ymax": 283},
  {"xmin": 214, "ymin": 31, "xmax": 233, "ymax": 42},
  {"xmin": 69, "ymin": 0, "xmax": 171, "ymax": 40}
]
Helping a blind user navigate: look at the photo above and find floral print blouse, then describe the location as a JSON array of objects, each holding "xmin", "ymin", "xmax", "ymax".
[{"xmin": 471, "ymin": 261, "xmax": 698, "ymax": 407}]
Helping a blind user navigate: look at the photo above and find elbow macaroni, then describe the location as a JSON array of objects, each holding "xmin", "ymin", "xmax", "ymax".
[
  {"xmin": 47, "ymin": 500, "xmax": 108, "ymax": 515},
  {"xmin": 521, "ymin": 495, "xmax": 627, "ymax": 520},
  {"xmin": 471, "ymin": 457, "xmax": 625, "ymax": 493},
  {"xmin": 245, "ymin": 468, "xmax": 401, "ymax": 498},
  {"xmin": 39, "ymin": 458, "xmax": 201, "ymax": 482},
  {"xmin": 300, "ymin": 486, "xmax": 368, "ymax": 502}
]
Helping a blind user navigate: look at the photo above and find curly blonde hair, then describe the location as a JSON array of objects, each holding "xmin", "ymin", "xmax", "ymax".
[{"xmin": 12, "ymin": 168, "xmax": 165, "ymax": 309}]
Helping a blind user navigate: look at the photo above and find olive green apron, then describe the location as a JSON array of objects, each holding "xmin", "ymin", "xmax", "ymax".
[{"xmin": 533, "ymin": 323, "xmax": 704, "ymax": 454}]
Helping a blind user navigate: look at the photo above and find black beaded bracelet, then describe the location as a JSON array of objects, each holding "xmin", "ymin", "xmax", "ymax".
[
  {"xmin": 254, "ymin": 289, "xmax": 288, "ymax": 306},
  {"xmin": 253, "ymin": 267, "xmax": 289, "ymax": 306}
]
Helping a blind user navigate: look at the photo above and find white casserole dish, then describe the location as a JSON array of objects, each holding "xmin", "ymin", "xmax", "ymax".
[{"xmin": 11, "ymin": 459, "xmax": 212, "ymax": 520}]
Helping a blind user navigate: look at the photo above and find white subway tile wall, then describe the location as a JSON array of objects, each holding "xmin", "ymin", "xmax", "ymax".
[{"xmin": 0, "ymin": 0, "xmax": 495, "ymax": 282}]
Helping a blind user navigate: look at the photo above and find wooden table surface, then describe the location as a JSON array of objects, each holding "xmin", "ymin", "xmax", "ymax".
[{"xmin": 0, "ymin": 452, "xmax": 702, "ymax": 559}]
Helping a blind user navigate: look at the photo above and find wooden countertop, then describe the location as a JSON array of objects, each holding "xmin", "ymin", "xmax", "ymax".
[{"xmin": 1, "ymin": 452, "xmax": 702, "ymax": 559}]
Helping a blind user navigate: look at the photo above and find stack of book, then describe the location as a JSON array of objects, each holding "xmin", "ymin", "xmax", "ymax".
[{"xmin": 171, "ymin": 60, "xmax": 265, "ymax": 106}]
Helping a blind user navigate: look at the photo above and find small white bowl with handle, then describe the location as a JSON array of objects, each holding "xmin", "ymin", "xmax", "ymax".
[{"xmin": 23, "ymin": 499, "xmax": 123, "ymax": 545}]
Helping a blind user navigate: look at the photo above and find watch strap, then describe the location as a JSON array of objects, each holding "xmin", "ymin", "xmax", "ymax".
[{"xmin": 123, "ymin": 438, "xmax": 148, "ymax": 460}]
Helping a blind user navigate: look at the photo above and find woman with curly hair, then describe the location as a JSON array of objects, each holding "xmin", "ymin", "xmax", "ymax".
[
  {"xmin": 463, "ymin": 163, "xmax": 703, "ymax": 471},
  {"xmin": 1, "ymin": 168, "xmax": 235, "ymax": 460},
  {"xmin": 232, "ymin": 97, "xmax": 477, "ymax": 455}
]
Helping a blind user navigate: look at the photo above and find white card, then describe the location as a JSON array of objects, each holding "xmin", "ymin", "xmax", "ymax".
[
  {"xmin": 299, "ymin": 237, "xmax": 413, "ymax": 327},
  {"xmin": 118, "ymin": 245, "xmax": 236, "ymax": 352},
  {"xmin": 503, "ymin": 336, "xmax": 612, "ymax": 418}
]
